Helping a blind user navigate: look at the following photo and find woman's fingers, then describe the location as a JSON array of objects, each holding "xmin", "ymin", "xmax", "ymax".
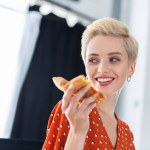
[
  {"xmin": 62, "ymin": 85, "xmax": 91, "ymax": 113},
  {"xmin": 62, "ymin": 84, "xmax": 75, "ymax": 112},
  {"xmin": 84, "ymin": 102, "xmax": 96, "ymax": 115},
  {"xmin": 69, "ymin": 85, "xmax": 91, "ymax": 109},
  {"xmin": 62, "ymin": 84, "xmax": 95, "ymax": 116},
  {"xmin": 78, "ymin": 93, "xmax": 97, "ymax": 111}
]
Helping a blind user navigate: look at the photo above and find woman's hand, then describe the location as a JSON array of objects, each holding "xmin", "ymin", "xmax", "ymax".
[{"xmin": 62, "ymin": 84, "xmax": 97, "ymax": 134}]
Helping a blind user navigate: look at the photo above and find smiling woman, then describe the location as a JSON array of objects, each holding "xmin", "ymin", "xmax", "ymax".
[{"xmin": 42, "ymin": 17, "xmax": 138, "ymax": 150}]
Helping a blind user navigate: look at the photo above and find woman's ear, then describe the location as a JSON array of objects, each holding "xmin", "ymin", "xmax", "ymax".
[{"xmin": 128, "ymin": 62, "xmax": 136, "ymax": 77}]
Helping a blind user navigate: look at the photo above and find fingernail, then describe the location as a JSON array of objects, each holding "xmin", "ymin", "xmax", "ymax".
[
  {"xmin": 86, "ymin": 85, "xmax": 91, "ymax": 89},
  {"xmin": 69, "ymin": 84, "xmax": 74, "ymax": 90}
]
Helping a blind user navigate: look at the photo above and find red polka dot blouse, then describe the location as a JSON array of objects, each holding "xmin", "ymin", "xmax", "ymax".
[{"xmin": 42, "ymin": 101, "xmax": 135, "ymax": 150}]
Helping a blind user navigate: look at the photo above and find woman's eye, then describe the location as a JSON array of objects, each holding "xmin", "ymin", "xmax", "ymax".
[
  {"xmin": 110, "ymin": 57, "xmax": 120, "ymax": 62},
  {"xmin": 89, "ymin": 58, "xmax": 98, "ymax": 63}
]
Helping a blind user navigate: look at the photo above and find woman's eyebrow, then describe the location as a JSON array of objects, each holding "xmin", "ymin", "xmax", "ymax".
[
  {"xmin": 108, "ymin": 52, "xmax": 123, "ymax": 55},
  {"xmin": 87, "ymin": 53, "xmax": 99, "ymax": 56},
  {"xmin": 87, "ymin": 52, "xmax": 122, "ymax": 56}
]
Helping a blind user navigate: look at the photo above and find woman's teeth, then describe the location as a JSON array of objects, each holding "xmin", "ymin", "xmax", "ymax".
[{"xmin": 97, "ymin": 78, "xmax": 114, "ymax": 82}]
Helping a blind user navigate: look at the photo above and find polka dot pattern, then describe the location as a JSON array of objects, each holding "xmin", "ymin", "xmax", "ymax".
[{"xmin": 42, "ymin": 101, "xmax": 135, "ymax": 150}]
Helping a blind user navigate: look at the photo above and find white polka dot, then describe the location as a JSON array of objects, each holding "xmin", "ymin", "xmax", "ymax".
[
  {"xmin": 130, "ymin": 143, "xmax": 133, "ymax": 147},
  {"xmin": 95, "ymin": 134, "xmax": 98, "ymax": 137},
  {"xmin": 48, "ymin": 141, "xmax": 51, "ymax": 144},
  {"xmin": 93, "ymin": 121, "xmax": 95, "ymax": 124},
  {"xmin": 63, "ymin": 132, "xmax": 66, "ymax": 136},
  {"xmin": 91, "ymin": 141, "xmax": 94, "ymax": 145},
  {"xmin": 100, "ymin": 141, "xmax": 102, "ymax": 144},
  {"xmin": 58, "ymin": 138, "xmax": 61, "ymax": 142}
]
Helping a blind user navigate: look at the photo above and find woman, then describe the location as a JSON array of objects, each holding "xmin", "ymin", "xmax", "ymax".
[{"xmin": 42, "ymin": 17, "xmax": 138, "ymax": 150}]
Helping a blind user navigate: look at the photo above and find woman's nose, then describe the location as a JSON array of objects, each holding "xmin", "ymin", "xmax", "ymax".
[{"xmin": 97, "ymin": 61, "xmax": 109, "ymax": 73}]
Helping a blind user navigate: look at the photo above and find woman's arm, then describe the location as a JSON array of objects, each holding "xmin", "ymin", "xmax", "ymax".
[{"xmin": 64, "ymin": 129, "xmax": 87, "ymax": 150}]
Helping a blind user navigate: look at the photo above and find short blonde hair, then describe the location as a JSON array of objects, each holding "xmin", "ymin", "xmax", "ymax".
[{"xmin": 81, "ymin": 17, "xmax": 138, "ymax": 64}]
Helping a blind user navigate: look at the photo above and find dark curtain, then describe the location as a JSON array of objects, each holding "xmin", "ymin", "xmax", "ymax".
[{"xmin": 11, "ymin": 13, "xmax": 85, "ymax": 141}]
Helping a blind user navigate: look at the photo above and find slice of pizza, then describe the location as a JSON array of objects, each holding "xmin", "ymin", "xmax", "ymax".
[{"xmin": 52, "ymin": 75, "xmax": 106, "ymax": 103}]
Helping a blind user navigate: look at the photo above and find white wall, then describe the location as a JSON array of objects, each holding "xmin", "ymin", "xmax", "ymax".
[{"xmin": 119, "ymin": 0, "xmax": 150, "ymax": 149}]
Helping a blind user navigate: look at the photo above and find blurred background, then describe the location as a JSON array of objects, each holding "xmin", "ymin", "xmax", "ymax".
[{"xmin": 0, "ymin": 0, "xmax": 150, "ymax": 149}]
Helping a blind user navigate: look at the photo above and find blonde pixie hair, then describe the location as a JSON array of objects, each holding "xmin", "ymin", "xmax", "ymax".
[{"xmin": 81, "ymin": 17, "xmax": 138, "ymax": 64}]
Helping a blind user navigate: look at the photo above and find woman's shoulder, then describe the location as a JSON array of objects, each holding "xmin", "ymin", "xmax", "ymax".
[
  {"xmin": 117, "ymin": 117, "xmax": 134, "ymax": 140},
  {"xmin": 47, "ymin": 100, "xmax": 63, "ymax": 127},
  {"xmin": 43, "ymin": 100, "xmax": 70, "ymax": 150},
  {"xmin": 118, "ymin": 118, "xmax": 130, "ymax": 128}
]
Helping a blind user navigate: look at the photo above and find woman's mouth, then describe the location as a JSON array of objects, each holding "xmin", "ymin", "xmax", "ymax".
[{"xmin": 95, "ymin": 77, "xmax": 115, "ymax": 86}]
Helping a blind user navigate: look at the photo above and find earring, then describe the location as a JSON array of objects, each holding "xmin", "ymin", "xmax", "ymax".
[{"xmin": 127, "ymin": 76, "xmax": 131, "ymax": 82}]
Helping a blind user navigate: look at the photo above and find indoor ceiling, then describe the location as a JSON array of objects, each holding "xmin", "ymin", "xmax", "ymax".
[{"xmin": 45, "ymin": 0, "xmax": 114, "ymax": 21}]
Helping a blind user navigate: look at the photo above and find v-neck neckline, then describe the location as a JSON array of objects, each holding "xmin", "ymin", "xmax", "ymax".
[{"xmin": 94, "ymin": 107, "xmax": 120, "ymax": 149}]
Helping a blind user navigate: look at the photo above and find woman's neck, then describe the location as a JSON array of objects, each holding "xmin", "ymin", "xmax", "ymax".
[{"xmin": 96, "ymin": 92, "xmax": 119, "ymax": 117}]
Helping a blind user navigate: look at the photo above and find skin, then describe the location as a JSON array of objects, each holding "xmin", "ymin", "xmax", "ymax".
[{"xmin": 63, "ymin": 35, "xmax": 136, "ymax": 149}]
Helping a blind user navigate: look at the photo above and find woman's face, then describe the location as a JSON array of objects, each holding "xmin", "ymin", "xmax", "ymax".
[{"xmin": 85, "ymin": 35, "xmax": 135, "ymax": 97}]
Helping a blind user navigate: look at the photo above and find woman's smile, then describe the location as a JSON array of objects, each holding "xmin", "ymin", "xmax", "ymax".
[{"xmin": 94, "ymin": 76, "xmax": 115, "ymax": 86}]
